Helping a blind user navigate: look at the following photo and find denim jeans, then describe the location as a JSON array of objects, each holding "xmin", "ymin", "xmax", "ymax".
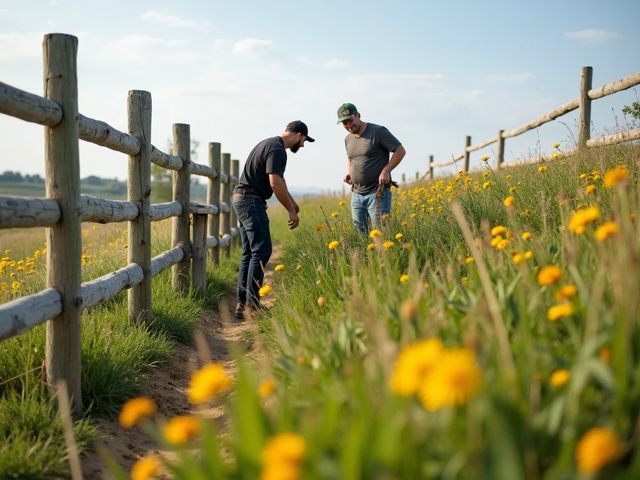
[
  {"xmin": 351, "ymin": 187, "xmax": 391, "ymax": 232},
  {"xmin": 232, "ymin": 192, "xmax": 272, "ymax": 308}
]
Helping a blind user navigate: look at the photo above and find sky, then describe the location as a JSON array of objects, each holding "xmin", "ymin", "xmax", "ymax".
[{"xmin": 1, "ymin": 0, "xmax": 639, "ymax": 193}]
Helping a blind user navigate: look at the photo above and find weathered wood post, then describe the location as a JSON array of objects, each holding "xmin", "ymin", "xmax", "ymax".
[
  {"xmin": 191, "ymin": 210, "xmax": 208, "ymax": 293},
  {"xmin": 207, "ymin": 142, "xmax": 221, "ymax": 266},
  {"xmin": 231, "ymin": 159, "xmax": 240, "ymax": 247},
  {"xmin": 127, "ymin": 90, "xmax": 152, "ymax": 323},
  {"xmin": 43, "ymin": 33, "xmax": 83, "ymax": 413},
  {"xmin": 496, "ymin": 129, "xmax": 505, "ymax": 169},
  {"xmin": 401, "ymin": 173, "xmax": 406, "ymax": 184},
  {"xmin": 220, "ymin": 153, "xmax": 231, "ymax": 258},
  {"xmin": 429, "ymin": 155, "xmax": 434, "ymax": 180},
  {"xmin": 415, "ymin": 171, "xmax": 419, "ymax": 181},
  {"xmin": 579, "ymin": 66, "xmax": 593, "ymax": 148},
  {"xmin": 172, "ymin": 124, "xmax": 191, "ymax": 294},
  {"xmin": 463, "ymin": 136, "xmax": 471, "ymax": 172}
]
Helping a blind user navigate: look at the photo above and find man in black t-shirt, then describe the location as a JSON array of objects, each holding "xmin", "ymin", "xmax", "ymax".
[
  {"xmin": 337, "ymin": 103, "xmax": 406, "ymax": 232},
  {"xmin": 232, "ymin": 120, "xmax": 314, "ymax": 319}
]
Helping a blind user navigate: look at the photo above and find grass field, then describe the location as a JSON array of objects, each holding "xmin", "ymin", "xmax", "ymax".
[{"xmin": 1, "ymin": 143, "xmax": 639, "ymax": 479}]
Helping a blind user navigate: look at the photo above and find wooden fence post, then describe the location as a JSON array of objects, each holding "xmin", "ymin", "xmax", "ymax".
[
  {"xmin": 429, "ymin": 155, "xmax": 434, "ymax": 180},
  {"xmin": 192, "ymin": 213, "xmax": 207, "ymax": 293},
  {"xmin": 220, "ymin": 153, "xmax": 231, "ymax": 258},
  {"xmin": 231, "ymin": 159, "xmax": 240, "ymax": 247},
  {"xmin": 207, "ymin": 142, "xmax": 221, "ymax": 266},
  {"xmin": 127, "ymin": 90, "xmax": 152, "ymax": 323},
  {"xmin": 43, "ymin": 33, "xmax": 83, "ymax": 414},
  {"xmin": 579, "ymin": 66, "xmax": 593, "ymax": 148},
  {"xmin": 496, "ymin": 129, "xmax": 505, "ymax": 169},
  {"xmin": 401, "ymin": 173, "xmax": 406, "ymax": 184},
  {"xmin": 172, "ymin": 124, "xmax": 191, "ymax": 294},
  {"xmin": 463, "ymin": 136, "xmax": 471, "ymax": 172}
]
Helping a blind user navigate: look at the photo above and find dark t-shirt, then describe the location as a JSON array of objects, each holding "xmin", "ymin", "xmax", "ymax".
[
  {"xmin": 236, "ymin": 136, "xmax": 287, "ymax": 199},
  {"xmin": 345, "ymin": 123, "xmax": 401, "ymax": 195}
]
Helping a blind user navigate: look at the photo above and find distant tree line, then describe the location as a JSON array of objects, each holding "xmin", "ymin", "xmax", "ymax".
[{"xmin": 0, "ymin": 171, "xmax": 127, "ymax": 194}]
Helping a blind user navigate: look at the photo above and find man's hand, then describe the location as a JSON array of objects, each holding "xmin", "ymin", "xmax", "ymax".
[
  {"xmin": 343, "ymin": 173, "xmax": 352, "ymax": 185},
  {"xmin": 378, "ymin": 169, "xmax": 391, "ymax": 185},
  {"xmin": 288, "ymin": 210, "xmax": 300, "ymax": 229}
]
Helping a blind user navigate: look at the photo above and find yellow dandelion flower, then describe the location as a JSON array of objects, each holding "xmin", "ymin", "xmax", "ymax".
[
  {"xmin": 603, "ymin": 166, "xmax": 629, "ymax": 188},
  {"xmin": 260, "ymin": 462, "xmax": 300, "ymax": 480},
  {"xmin": 595, "ymin": 221, "xmax": 619, "ymax": 242},
  {"xmin": 119, "ymin": 396, "xmax": 157, "ymax": 429},
  {"xmin": 383, "ymin": 240, "xmax": 394, "ymax": 249},
  {"xmin": 491, "ymin": 225, "xmax": 507, "ymax": 236},
  {"xmin": 188, "ymin": 363, "xmax": 231, "ymax": 405},
  {"xmin": 400, "ymin": 220, "xmax": 409, "ymax": 227},
  {"xmin": 330, "ymin": 211, "xmax": 339, "ymax": 219},
  {"xmin": 576, "ymin": 427, "xmax": 623, "ymax": 473},
  {"xmin": 585, "ymin": 184, "xmax": 597, "ymax": 194},
  {"xmin": 262, "ymin": 432, "xmax": 306, "ymax": 468},
  {"xmin": 495, "ymin": 239, "xmax": 509, "ymax": 250},
  {"xmin": 339, "ymin": 200, "xmax": 346, "ymax": 207},
  {"xmin": 274, "ymin": 264, "xmax": 285, "ymax": 272},
  {"xmin": 418, "ymin": 348, "xmax": 483, "ymax": 411},
  {"xmin": 503, "ymin": 196, "xmax": 516, "ymax": 207},
  {"xmin": 509, "ymin": 186, "xmax": 517, "ymax": 193},
  {"xmin": 399, "ymin": 274, "xmax": 409, "ymax": 284},
  {"xmin": 537, "ymin": 265, "xmax": 562, "ymax": 286},
  {"xmin": 464, "ymin": 256, "xmax": 474, "ymax": 264},
  {"xmin": 369, "ymin": 229, "xmax": 382, "ymax": 239},
  {"xmin": 550, "ymin": 369, "xmax": 570, "ymax": 388},
  {"xmin": 568, "ymin": 206, "xmax": 600, "ymax": 234},
  {"xmin": 490, "ymin": 236, "xmax": 503, "ymax": 247},
  {"xmin": 389, "ymin": 338, "xmax": 444, "ymax": 396},
  {"xmin": 511, "ymin": 252, "xmax": 524, "ymax": 265},
  {"xmin": 538, "ymin": 166, "xmax": 547, "ymax": 173},
  {"xmin": 131, "ymin": 456, "xmax": 160, "ymax": 480},
  {"xmin": 482, "ymin": 181, "xmax": 491, "ymax": 189},
  {"xmin": 523, "ymin": 250, "xmax": 533, "ymax": 260},
  {"xmin": 480, "ymin": 155, "xmax": 490, "ymax": 162},
  {"xmin": 395, "ymin": 233, "xmax": 404, "ymax": 240},
  {"xmin": 163, "ymin": 416, "xmax": 201, "ymax": 445},
  {"xmin": 259, "ymin": 284, "xmax": 272, "ymax": 297},
  {"xmin": 547, "ymin": 302, "xmax": 574, "ymax": 321},
  {"xmin": 552, "ymin": 143, "xmax": 560, "ymax": 149},
  {"xmin": 259, "ymin": 379, "xmax": 276, "ymax": 399},
  {"xmin": 555, "ymin": 284, "xmax": 577, "ymax": 300},
  {"xmin": 327, "ymin": 240, "xmax": 340, "ymax": 250},
  {"xmin": 317, "ymin": 296, "xmax": 327, "ymax": 307},
  {"xmin": 11, "ymin": 281, "xmax": 21, "ymax": 291},
  {"xmin": 367, "ymin": 243, "xmax": 376, "ymax": 251},
  {"xmin": 521, "ymin": 231, "xmax": 532, "ymax": 241}
]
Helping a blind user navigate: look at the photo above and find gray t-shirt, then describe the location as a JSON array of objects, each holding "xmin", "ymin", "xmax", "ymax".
[{"xmin": 345, "ymin": 123, "xmax": 401, "ymax": 194}]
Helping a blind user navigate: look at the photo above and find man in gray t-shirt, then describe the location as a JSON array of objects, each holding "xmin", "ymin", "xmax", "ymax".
[{"xmin": 338, "ymin": 103, "xmax": 406, "ymax": 232}]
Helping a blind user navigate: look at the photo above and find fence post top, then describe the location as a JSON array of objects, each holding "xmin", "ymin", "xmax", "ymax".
[{"xmin": 45, "ymin": 33, "xmax": 78, "ymax": 42}]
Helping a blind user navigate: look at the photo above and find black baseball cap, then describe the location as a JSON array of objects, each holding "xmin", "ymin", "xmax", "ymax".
[{"xmin": 286, "ymin": 120, "xmax": 315, "ymax": 142}]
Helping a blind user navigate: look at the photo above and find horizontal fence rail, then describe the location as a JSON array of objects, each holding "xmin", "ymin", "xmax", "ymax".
[
  {"xmin": 0, "ymin": 33, "xmax": 242, "ymax": 414},
  {"xmin": 428, "ymin": 67, "xmax": 640, "ymax": 175}
]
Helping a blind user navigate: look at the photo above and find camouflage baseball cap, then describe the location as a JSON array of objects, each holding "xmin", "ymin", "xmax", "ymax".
[{"xmin": 336, "ymin": 103, "xmax": 358, "ymax": 124}]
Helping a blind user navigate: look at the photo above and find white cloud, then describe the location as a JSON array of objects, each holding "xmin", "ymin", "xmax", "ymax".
[
  {"xmin": 565, "ymin": 28, "xmax": 619, "ymax": 45},
  {"xmin": 0, "ymin": 33, "xmax": 42, "ymax": 62},
  {"xmin": 95, "ymin": 34, "xmax": 198, "ymax": 64},
  {"xmin": 140, "ymin": 10, "xmax": 206, "ymax": 28},
  {"xmin": 484, "ymin": 72, "xmax": 533, "ymax": 83},
  {"xmin": 232, "ymin": 38, "xmax": 275, "ymax": 55},
  {"xmin": 321, "ymin": 58, "xmax": 351, "ymax": 69}
]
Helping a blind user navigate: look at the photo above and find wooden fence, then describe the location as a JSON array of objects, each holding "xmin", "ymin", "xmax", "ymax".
[
  {"xmin": 0, "ymin": 33, "xmax": 241, "ymax": 413},
  {"xmin": 426, "ymin": 66, "xmax": 640, "ymax": 178}
]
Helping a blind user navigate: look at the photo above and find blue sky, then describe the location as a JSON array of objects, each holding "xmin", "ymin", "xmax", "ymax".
[{"xmin": 1, "ymin": 0, "xmax": 638, "ymax": 192}]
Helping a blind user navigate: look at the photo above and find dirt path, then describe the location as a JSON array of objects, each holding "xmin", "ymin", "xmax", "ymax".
[{"xmin": 81, "ymin": 246, "xmax": 280, "ymax": 479}]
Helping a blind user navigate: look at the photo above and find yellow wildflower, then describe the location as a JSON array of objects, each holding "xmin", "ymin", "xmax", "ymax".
[
  {"xmin": 274, "ymin": 264, "xmax": 285, "ymax": 272},
  {"xmin": 482, "ymin": 181, "xmax": 491, "ymax": 189},
  {"xmin": 480, "ymin": 155, "xmax": 490, "ymax": 162},
  {"xmin": 552, "ymin": 143, "xmax": 560, "ymax": 149},
  {"xmin": 188, "ymin": 363, "xmax": 231, "ymax": 405},
  {"xmin": 259, "ymin": 379, "xmax": 276, "ymax": 399},
  {"xmin": 537, "ymin": 265, "xmax": 562, "ymax": 286},
  {"xmin": 511, "ymin": 252, "xmax": 524, "ymax": 265},
  {"xmin": 521, "ymin": 231, "xmax": 532, "ymax": 241},
  {"xmin": 366, "ymin": 243, "xmax": 376, "ymax": 251},
  {"xmin": 568, "ymin": 206, "xmax": 600, "ymax": 234},
  {"xmin": 547, "ymin": 302, "xmax": 574, "ymax": 321},
  {"xmin": 603, "ymin": 166, "xmax": 629, "ymax": 188},
  {"xmin": 538, "ymin": 166, "xmax": 547, "ymax": 173},
  {"xmin": 584, "ymin": 184, "xmax": 597, "ymax": 194},
  {"xmin": 595, "ymin": 221, "xmax": 619, "ymax": 242},
  {"xmin": 495, "ymin": 239, "xmax": 509, "ymax": 250},
  {"xmin": 330, "ymin": 211, "xmax": 338, "ymax": 218},
  {"xmin": 395, "ymin": 233, "xmax": 404, "ymax": 240},
  {"xmin": 261, "ymin": 433, "xmax": 306, "ymax": 480},
  {"xmin": 491, "ymin": 225, "xmax": 507, "ymax": 236},
  {"xmin": 163, "ymin": 416, "xmax": 201, "ymax": 445},
  {"xmin": 523, "ymin": 250, "xmax": 533, "ymax": 260},
  {"xmin": 119, "ymin": 396, "xmax": 157, "ymax": 429},
  {"xmin": 383, "ymin": 241, "xmax": 394, "ymax": 249},
  {"xmin": 369, "ymin": 229, "xmax": 382, "ymax": 239},
  {"xmin": 418, "ymin": 348, "xmax": 482, "ymax": 411},
  {"xmin": 389, "ymin": 338, "xmax": 444, "ymax": 396},
  {"xmin": 327, "ymin": 240, "xmax": 340, "ymax": 250},
  {"xmin": 131, "ymin": 456, "xmax": 160, "ymax": 480},
  {"xmin": 259, "ymin": 284, "xmax": 272, "ymax": 297},
  {"xmin": 339, "ymin": 200, "xmax": 346, "ymax": 207},
  {"xmin": 503, "ymin": 195, "xmax": 516, "ymax": 207},
  {"xmin": 576, "ymin": 427, "xmax": 623, "ymax": 473},
  {"xmin": 464, "ymin": 256, "xmax": 474, "ymax": 264},
  {"xmin": 550, "ymin": 369, "xmax": 570, "ymax": 388},
  {"xmin": 555, "ymin": 284, "xmax": 577, "ymax": 301},
  {"xmin": 399, "ymin": 274, "xmax": 409, "ymax": 284}
]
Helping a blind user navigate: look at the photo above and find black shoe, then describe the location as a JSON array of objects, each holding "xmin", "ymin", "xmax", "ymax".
[{"xmin": 234, "ymin": 304, "xmax": 245, "ymax": 321}]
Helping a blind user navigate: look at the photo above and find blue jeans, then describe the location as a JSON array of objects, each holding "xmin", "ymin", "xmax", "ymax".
[
  {"xmin": 232, "ymin": 192, "xmax": 272, "ymax": 307},
  {"xmin": 351, "ymin": 188, "xmax": 391, "ymax": 232}
]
